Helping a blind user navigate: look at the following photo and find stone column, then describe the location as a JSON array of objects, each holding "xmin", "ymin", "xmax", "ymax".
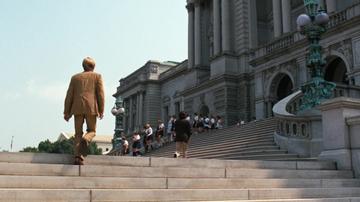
[
  {"xmin": 139, "ymin": 91, "xmax": 143, "ymax": 127},
  {"xmin": 221, "ymin": 0, "xmax": 231, "ymax": 53},
  {"xmin": 249, "ymin": 0, "xmax": 258, "ymax": 49},
  {"xmin": 272, "ymin": 0, "xmax": 282, "ymax": 38},
  {"xmin": 318, "ymin": 97, "xmax": 360, "ymax": 170},
  {"xmin": 213, "ymin": 0, "xmax": 221, "ymax": 55},
  {"xmin": 194, "ymin": 1, "xmax": 202, "ymax": 66},
  {"xmin": 268, "ymin": 102, "xmax": 273, "ymax": 118},
  {"xmin": 326, "ymin": 0, "xmax": 336, "ymax": 13},
  {"xmin": 136, "ymin": 92, "xmax": 140, "ymax": 130},
  {"xmin": 187, "ymin": 3, "xmax": 195, "ymax": 68},
  {"xmin": 123, "ymin": 99, "xmax": 128, "ymax": 133},
  {"xmin": 128, "ymin": 97, "xmax": 133, "ymax": 132},
  {"xmin": 281, "ymin": 0, "xmax": 291, "ymax": 33}
]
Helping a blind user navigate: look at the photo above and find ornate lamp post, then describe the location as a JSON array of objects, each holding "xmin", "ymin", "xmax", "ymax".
[
  {"xmin": 297, "ymin": 0, "xmax": 336, "ymax": 110},
  {"xmin": 111, "ymin": 97, "xmax": 126, "ymax": 152}
]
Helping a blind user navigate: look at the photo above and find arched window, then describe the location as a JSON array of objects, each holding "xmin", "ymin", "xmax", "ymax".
[{"xmin": 324, "ymin": 57, "xmax": 348, "ymax": 85}]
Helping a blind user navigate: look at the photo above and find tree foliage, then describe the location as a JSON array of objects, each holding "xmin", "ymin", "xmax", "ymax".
[
  {"xmin": 21, "ymin": 137, "xmax": 102, "ymax": 155},
  {"xmin": 20, "ymin": 147, "xmax": 38, "ymax": 153}
]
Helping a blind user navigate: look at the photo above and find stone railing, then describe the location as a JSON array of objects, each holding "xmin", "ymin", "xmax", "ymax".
[
  {"xmin": 273, "ymin": 90, "xmax": 314, "ymax": 139},
  {"xmin": 265, "ymin": 33, "xmax": 295, "ymax": 54},
  {"xmin": 333, "ymin": 84, "xmax": 360, "ymax": 99},
  {"xmin": 327, "ymin": 8, "xmax": 347, "ymax": 28},
  {"xmin": 250, "ymin": 32, "xmax": 301, "ymax": 60},
  {"xmin": 251, "ymin": 3, "xmax": 360, "ymax": 61},
  {"xmin": 273, "ymin": 90, "xmax": 323, "ymax": 157}
]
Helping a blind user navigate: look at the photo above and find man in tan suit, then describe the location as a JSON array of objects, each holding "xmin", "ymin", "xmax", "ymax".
[{"xmin": 64, "ymin": 57, "xmax": 105, "ymax": 165}]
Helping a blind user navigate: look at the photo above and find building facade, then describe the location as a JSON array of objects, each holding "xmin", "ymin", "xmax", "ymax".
[{"xmin": 114, "ymin": 0, "xmax": 360, "ymax": 134}]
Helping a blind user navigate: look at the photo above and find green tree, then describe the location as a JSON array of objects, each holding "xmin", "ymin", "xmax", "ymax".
[
  {"xmin": 38, "ymin": 139, "xmax": 54, "ymax": 153},
  {"xmin": 20, "ymin": 147, "xmax": 38, "ymax": 153},
  {"xmin": 88, "ymin": 142, "xmax": 102, "ymax": 155},
  {"xmin": 23, "ymin": 137, "xmax": 102, "ymax": 155}
]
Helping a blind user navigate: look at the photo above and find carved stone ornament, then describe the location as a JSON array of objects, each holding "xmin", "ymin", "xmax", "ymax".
[{"xmin": 150, "ymin": 64, "xmax": 159, "ymax": 73}]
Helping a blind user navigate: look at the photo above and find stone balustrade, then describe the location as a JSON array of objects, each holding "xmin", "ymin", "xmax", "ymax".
[
  {"xmin": 250, "ymin": 3, "xmax": 360, "ymax": 61},
  {"xmin": 273, "ymin": 90, "xmax": 314, "ymax": 139},
  {"xmin": 273, "ymin": 90, "xmax": 323, "ymax": 157},
  {"xmin": 333, "ymin": 84, "xmax": 360, "ymax": 98}
]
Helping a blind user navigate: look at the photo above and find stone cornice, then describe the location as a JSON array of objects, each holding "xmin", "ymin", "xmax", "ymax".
[
  {"xmin": 113, "ymin": 80, "xmax": 159, "ymax": 98},
  {"xmin": 347, "ymin": 116, "xmax": 360, "ymax": 125},
  {"xmin": 317, "ymin": 97, "xmax": 360, "ymax": 111},
  {"xmin": 210, "ymin": 51, "xmax": 239, "ymax": 61},
  {"xmin": 347, "ymin": 115, "xmax": 360, "ymax": 125}
]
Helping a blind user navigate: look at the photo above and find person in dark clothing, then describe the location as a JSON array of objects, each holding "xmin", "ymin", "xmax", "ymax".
[{"xmin": 174, "ymin": 111, "xmax": 192, "ymax": 158}]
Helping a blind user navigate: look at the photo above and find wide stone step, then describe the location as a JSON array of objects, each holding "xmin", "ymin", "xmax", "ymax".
[
  {"xmin": 190, "ymin": 124, "xmax": 276, "ymax": 138},
  {"xmin": 149, "ymin": 157, "xmax": 336, "ymax": 170},
  {"xmin": 220, "ymin": 154, "xmax": 300, "ymax": 160},
  {"xmin": 225, "ymin": 168, "xmax": 353, "ymax": 179},
  {"xmin": 0, "ymin": 175, "xmax": 166, "ymax": 189},
  {"xmin": 149, "ymin": 141, "xmax": 277, "ymax": 157},
  {"xmin": 0, "ymin": 162, "xmax": 79, "ymax": 176},
  {"xmin": 0, "ymin": 153, "xmax": 337, "ymax": 170},
  {"xmin": 149, "ymin": 139, "xmax": 276, "ymax": 156},
  {"xmin": 1, "ymin": 162, "xmax": 346, "ymax": 179},
  {"xmin": 167, "ymin": 178, "xmax": 360, "ymax": 189},
  {"xmin": 150, "ymin": 144, "xmax": 280, "ymax": 158},
  {"xmin": 189, "ymin": 130, "xmax": 275, "ymax": 144},
  {"xmin": 81, "ymin": 166, "xmax": 351, "ymax": 179},
  {"xmin": 2, "ymin": 188, "xmax": 360, "ymax": 202},
  {"xmin": 191, "ymin": 150, "xmax": 288, "ymax": 159},
  {"xmin": 187, "ymin": 135, "xmax": 275, "ymax": 149},
  {"xmin": 192, "ymin": 198, "xmax": 360, "ymax": 202},
  {"xmin": 1, "ymin": 176, "xmax": 359, "ymax": 189}
]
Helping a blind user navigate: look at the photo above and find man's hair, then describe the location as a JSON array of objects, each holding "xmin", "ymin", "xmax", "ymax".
[
  {"xmin": 82, "ymin": 57, "xmax": 96, "ymax": 71},
  {"xmin": 179, "ymin": 111, "xmax": 187, "ymax": 119}
]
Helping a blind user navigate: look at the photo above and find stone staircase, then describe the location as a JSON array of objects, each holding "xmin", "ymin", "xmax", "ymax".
[
  {"xmin": 0, "ymin": 152, "xmax": 360, "ymax": 201},
  {"xmin": 148, "ymin": 118, "xmax": 301, "ymax": 160}
]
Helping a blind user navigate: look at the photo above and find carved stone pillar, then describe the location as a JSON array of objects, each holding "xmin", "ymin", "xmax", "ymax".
[
  {"xmin": 187, "ymin": 3, "xmax": 195, "ymax": 68},
  {"xmin": 272, "ymin": 0, "xmax": 282, "ymax": 38},
  {"xmin": 128, "ymin": 97, "xmax": 133, "ymax": 132},
  {"xmin": 194, "ymin": 1, "xmax": 202, "ymax": 66},
  {"xmin": 213, "ymin": 0, "xmax": 221, "ymax": 55},
  {"xmin": 221, "ymin": 0, "xmax": 231, "ymax": 53},
  {"xmin": 281, "ymin": 0, "xmax": 291, "ymax": 33},
  {"xmin": 139, "ymin": 91, "xmax": 143, "ymax": 127},
  {"xmin": 249, "ymin": 0, "xmax": 258, "ymax": 48}
]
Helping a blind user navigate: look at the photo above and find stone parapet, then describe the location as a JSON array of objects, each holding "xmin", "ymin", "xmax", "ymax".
[{"xmin": 318, "ymin": 97, "xmax": 360, "ymax": 176}]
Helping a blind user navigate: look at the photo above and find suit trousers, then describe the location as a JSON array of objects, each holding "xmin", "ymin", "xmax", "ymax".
[
  {"xmin": 74, "ymin": 114, "xmax": 97, "ymax": 157},
  {"xmin": 176, "ymin": 142, "xmax": 188, "ymax": 158}
]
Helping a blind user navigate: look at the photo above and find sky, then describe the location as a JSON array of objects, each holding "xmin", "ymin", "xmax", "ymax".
[{"xmin": 0, "ymin": 0, "xmax": 188, "ymax": 151}]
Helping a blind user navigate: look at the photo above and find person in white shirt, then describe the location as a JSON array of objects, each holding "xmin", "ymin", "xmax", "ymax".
[
  {"xmin": 121, "ymin": 136, "xmax": 129, "ymax": 155},
  {"xmin": 155, "ymin": 120, "xmax": 165, "ymax": 148},
  {"xmin": 144, "ymin": 123, "xmax": 153, "ymax": 152}
]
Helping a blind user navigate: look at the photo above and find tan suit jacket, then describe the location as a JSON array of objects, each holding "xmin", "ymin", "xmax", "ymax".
[{"xmin": 64, "ymin": 71, "xmax": 105, "ymax": 116}]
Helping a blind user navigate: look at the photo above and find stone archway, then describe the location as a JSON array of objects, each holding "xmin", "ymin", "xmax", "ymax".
[
  {"xmin": 266, "ymin": 73, "xmax": 294, "ymax": 117},
  {"xmin": 269, "ymin": 73, "xmax": 294, "ymax": 101},
  {"xmin": 324, "ymin": 57, "xmax": 348, "ymax": 85}
]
